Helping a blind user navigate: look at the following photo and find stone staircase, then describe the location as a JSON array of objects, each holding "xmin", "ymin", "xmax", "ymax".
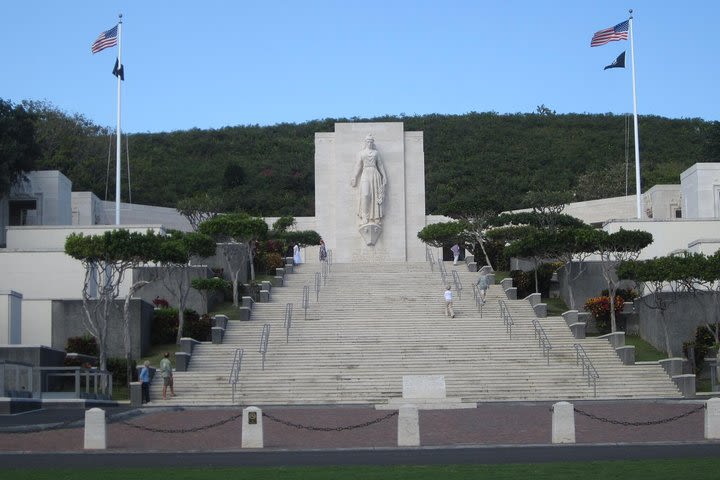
[{"xmin": 149, "ymin": 262, "xmax": 682, "ymax": 405}]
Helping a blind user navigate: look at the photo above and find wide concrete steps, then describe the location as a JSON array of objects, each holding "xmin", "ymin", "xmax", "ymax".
[{"xmin": 149, "ymin": 262, "xmax": 681, "ymax": 405}]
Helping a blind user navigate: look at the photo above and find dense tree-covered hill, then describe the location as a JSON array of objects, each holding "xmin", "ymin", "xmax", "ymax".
[{"xmin": 20, "ymin": 101, "xmax": 720, "ymax": 216}]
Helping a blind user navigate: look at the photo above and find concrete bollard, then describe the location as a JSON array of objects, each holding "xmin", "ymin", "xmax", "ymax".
[
  {"xmin": 705, "ymin": 398, "xmax": 720, "ymax": 439},
  {"xmin": 397, "ymin": 404, "xmax": 420, "ymax": 446},
  {"xmin": 551, "ymin": 401, "xmax": 575, "ymax": 444},
  {"xmin": 242, "ymin": 406, "xmax": 264, "ymax": 448},
  {"xmin": 84, "ymin": 407, "xmax": 107, "ymax": 450}
]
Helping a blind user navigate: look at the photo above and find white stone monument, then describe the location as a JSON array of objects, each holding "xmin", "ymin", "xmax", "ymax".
[{"xmin": 314, "ymin": 122, "xmax": 427, "ymax": 263}]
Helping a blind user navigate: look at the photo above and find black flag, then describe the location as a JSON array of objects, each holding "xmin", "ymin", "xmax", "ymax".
[
  {"xmin": 604, "ymin": 51, "xmax": 625, "ymax": 70},
  {"xmin": 112, "ymin": 58, "xmax": 125, "ymax": 80}
]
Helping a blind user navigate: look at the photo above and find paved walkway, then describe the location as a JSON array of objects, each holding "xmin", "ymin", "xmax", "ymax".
[{"xmin": 0, "ymin": 400, "xmax": 713, "ymax": 453}]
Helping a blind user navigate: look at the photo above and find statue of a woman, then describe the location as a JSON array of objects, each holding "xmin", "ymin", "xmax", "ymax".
[{"xmin": 350, "ymin": 134, "xmax": 387, "ymax": 225}]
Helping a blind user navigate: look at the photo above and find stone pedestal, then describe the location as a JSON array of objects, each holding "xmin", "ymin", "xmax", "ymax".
[
  {"xmin": 552, "ymin": 401, "xmax": 575, "ymax": 444},
  {"xmin": 84, "ymin": 408, "xmax": 107, "ymax": 450},
  {"xmin": 242, "ymin": 406, "xmax": 264, "ymax": 448},
  {"xmin": 397, "ymin": 404, "xmax": 420, "ymax": 446}
]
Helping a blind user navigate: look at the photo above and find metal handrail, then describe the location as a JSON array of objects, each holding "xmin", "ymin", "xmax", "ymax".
[
  {"xmin": 314, "ymin": 272, "xmax": 321, "ymax": 301},
  {"xmin": 573, "ymin": 343, "xmax": 599, "ymax": 397},
  {"xmin": 451, "ymin": 270, "xmax": 462, "ymax": 300},
  {"xmin": 327, "ymin": 249, "xmax": 333, "ymax": 272},
  {"xmin": 283, "ymin": 303, "xmax": 293, "ymax": 344},
  {"xmin": 259, "ymin": 323, "xmax": 271, "ymax": 370},
  {"xmin": 33, "ymin": 366, "xmax": 113, "ymax": 399},
  {"xmin": 531, "ymin": 318, "xmax": 553, "ymax": 365},
  {"xmin": 228, "ymin": 348, "xmax": 244, "ymax": 403},
  {"xmin": 302, "ymin": 285, "xmax": 309, "ymax": 320},
  {"xmin": 498, "ymin": 299, "xmax": 513, "ymax": 339},
  {"xmin": 473, "ymin": 284, "xmax": 484, "ymax": 317},
  {"xmin": 321, "ymin": 259, "xmax": 329, "ymax": 285},
  {"xmin": 427, "ymin": 248, "xmax": 435, "ymax": 272}
]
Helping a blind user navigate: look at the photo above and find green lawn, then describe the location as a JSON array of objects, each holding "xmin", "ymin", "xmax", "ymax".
[
  {"xmin": 625, "ymin": 334, "xmax": 667, "ymax": 362},
  {"xmin": 8, "ymin": 459, "xmax": 720, "ymax": 480},
  {"xmin": 545, "ymin": 297, "xmax": 569, "ymax": 316}
]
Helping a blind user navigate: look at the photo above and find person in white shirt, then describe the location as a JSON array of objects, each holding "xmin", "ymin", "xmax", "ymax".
[{"xmin": 444, "ymin": 285, "xmax": 455, "ymax": 318}]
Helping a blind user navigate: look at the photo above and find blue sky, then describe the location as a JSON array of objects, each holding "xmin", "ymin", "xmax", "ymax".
[{"xmin": 2, "ymin": 1, "xmax": 717, "ymax": 133}]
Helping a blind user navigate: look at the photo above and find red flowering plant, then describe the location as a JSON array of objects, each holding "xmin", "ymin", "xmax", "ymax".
[
  {"xmin": 583, "ymin": 295, "xmax": 624, "ymax": 334},
  {"xmin": 152, "ymin": 296, "xmax": 170, "ymax": 308}
]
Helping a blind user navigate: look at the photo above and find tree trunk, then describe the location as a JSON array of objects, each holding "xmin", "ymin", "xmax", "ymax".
[
  {"xmin": 609, "ymin": 287, "xmax": 618, "ymax": 333},
  {"xmin": 231, "ymin": 270, "xmax": 240, "ymax": 307},
  {"xmin": 477, "ymin": 237, "xmax": 494, "ymax": 271},
  {"xmin": 533, "ymin": 259, "xmax": 540, "ymax": 294},
  {"xmin": 660, "ymin": 311, "xmax": 673, "ymax": 357},
  {"xmin": 176, "ymin": 307, "xmax": 185, "ymax": 345}
]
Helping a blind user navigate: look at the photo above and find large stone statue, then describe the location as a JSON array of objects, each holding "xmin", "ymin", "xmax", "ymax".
[
  {"xmin": 350, "ymin": 134, "xmax": 387, "ymax": 246},
  {"xmin": 351, "ymin": 134, "xmax": 387, "ymax": 225}
]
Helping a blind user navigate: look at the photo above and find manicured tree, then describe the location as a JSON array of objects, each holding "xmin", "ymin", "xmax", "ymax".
[
  {"xmin": 176, "ymin": 193, "xmax": 226, "ymax": 231},
  {"xmin": 441, "ymin": 198, "xmax": 502, "ymax": 270},
  {"xmin": 417, "ymin": 220, "xmax": 474, "ymax": 261},
  {"xmin": 618, "ymin": 254, "xmax": 696, "ymax": 355},
  {"xmin": 486, "ymin": 212, "xmax": 590, "ymax": 294},
  {"xmin": 156, "ymin": 230, "xmax": 217, "ymax": 344},
  {"xmin": 598, "ymin": 229, "xmax": 653, "ymax": 333},
  {"xmin": 692, "ymin": 252, "xmax": 720, "ymax": 345},
  {"xmin": 199, "ymin": 213, "xmax": 269, "ymax": 306},
  {"xmin": 191, "ymin": 277, "xmax": 232, "ymax": 314},
  {"xmin": 65, "ymin": 229, "xmax": 161, "ymax": 383},
  {"xmin": 268, "ymin": 215, "xmax": 322, "ymax": 257}
]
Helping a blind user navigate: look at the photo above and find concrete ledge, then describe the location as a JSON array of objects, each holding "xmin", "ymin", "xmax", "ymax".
[
  {"xmin": 500, "ymin": 278, "xmax": 513, "ymax": 290},
  {"xmin": 598, "ymin": 332, "xmax": 625, "ymax": 349},
  {"xmin": 659, "ymin": 358, "xmax": 687, "ymax": 377},
  {"xmin": 533, "ymin": 303, "xmax": 547, "ymax": 318},
  {"xmin": 242, "ymin": 296, "xmax": 254, "ymax": 309},
  {"xmin": 180, "ymin": 338, "xmax": 201, "ymax": 355},
  {"xmin": 525, "ymin": 293, "xmax": 541, "ymax": 307},
  {"xmin": 479, "ymin": 266, "xmax": 494, "ymax": 275},
  {"xmin": 212, "ymin": 315, "xmax": 228, "ymax": 329},
  {"xmin": 465, "ymin": 255, "xmax": 475, "ymax": 264},
  {"xmin": 569, "ymin": 322, "xmax": 586, "ymax": 339},
  {"xmin": 467, "ymin": 262, "xmax": 478, "ymax": 272},
  {"xmin": 562, "ymin": 310, "xmax": 578, "ymax": 326},
  {"xmin": 504, "ymin": 287, "xmax": 517, "ymax": 300},
  {"xmin": 211, "ymin": 326, "xmax": 225, "ymax": 344},
  {"xmin": 239, "ymin": 307, "xmax": 251, "ymax": 321},
  {"xmin": 377, "ymin": 397, "xmax": 477, "ymax": 410},
  {"xmin": 259, "ymin": 290, "xmax": 270, "ymax": 303},
  {"xmin": 129, "ymin": 382, "xmax": 142, "ymax": 407},
  {"xmin": 175, "ymin": 352, "xmax": 191, "ymax": 372},
  {"xmin": 615, "ymin": 345, "xmax": 636, "ymax": 365},
  {"xmin": 271, "ymin": 276, "xmax": 284, "ymax": 287},
  {"xmin": 261, "ymin": 281, "xmax": 272, "ymax": 292},
  {"xmin": 0, "ymin": 397, "xmax": 41, "ymax": 414},
  {"xmin": 672, "ymin": 374, "xmax": 696, "ymax": 398}
]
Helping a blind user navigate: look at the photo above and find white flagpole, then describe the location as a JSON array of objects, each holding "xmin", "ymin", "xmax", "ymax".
[
  {"xmin": 115, "ymin": 14, "xmax": 123, "ymax": 226},
  {"xmin": 629, "ymin": 9, "xmax": 642, "ymax": 219}
]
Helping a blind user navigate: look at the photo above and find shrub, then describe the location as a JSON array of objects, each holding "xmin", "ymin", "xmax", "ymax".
[
  {"xmin": 150, "ymin": 307, "xmax": 211, "ymax": 344},
  {"xmin": 65, "ymin": 334, "xmax": 98, "ymax": 356},
  {"xmin": 584, "ymin": 296, "xmax": 624, "ymax": 334},
  {"xmin": 106, "ymin": 357, "xmax": 138, "ymax": 384},
  {"xmin": 683, "ymin": 327, "xmax": 716, "ymax": 374},
  {"xmin": 510, "ymin": 264, "xmax": 556, "ymax": 298}
]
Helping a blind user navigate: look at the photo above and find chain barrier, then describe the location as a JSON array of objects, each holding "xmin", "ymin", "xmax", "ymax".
[
  {"xmin": 262, "ymin": 410, "xmax": 398, "ymax": 432},
  {"xmin": 118, "ymin": 411, "xmax": 244, "ymax": 434},
  {"xmin": 573, "ymin": 404, "xmax": 705, "ymax": 426}
]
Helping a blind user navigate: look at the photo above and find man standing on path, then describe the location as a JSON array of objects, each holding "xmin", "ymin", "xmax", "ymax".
[
  {"xmin": 160, "ymin": 352, "xmax": 175, "ymax": 400},
  {"xmin": 444, "ymin": 285, "xmax": 455, "ymax": 318}
]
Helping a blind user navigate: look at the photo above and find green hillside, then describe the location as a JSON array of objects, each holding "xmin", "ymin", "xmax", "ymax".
[{"xmin": 20, "ymin": 101, "xmax": 720, "ymax": 216}]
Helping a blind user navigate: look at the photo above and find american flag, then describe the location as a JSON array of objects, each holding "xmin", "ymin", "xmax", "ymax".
[
  {"xmin": 590, "ymin": 20, "xmax": 628, "ymax": 47},
  {"xmin": 91, "ymin": 25, "xmax": 118, "ymax": 54}
]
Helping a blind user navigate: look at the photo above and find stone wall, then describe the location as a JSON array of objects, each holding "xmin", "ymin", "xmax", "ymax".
[{"xmin": 50, "ymin": 299, "xmax": 154, "ymax": 358}]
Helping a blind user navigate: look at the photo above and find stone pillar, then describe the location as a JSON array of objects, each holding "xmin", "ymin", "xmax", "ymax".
[
  {"xmin": 705, "ymin": 398, "xmax": 720, "ymax": 439},
  {"xmin": 242, "ymin": 406, "xmax": 264, "ymax": 448},
  {"xmin": 84, "ymin": 407, "xmax": 107, "ymax": 450},
  {"xmin": 397, "ymin": 404, "xmax": 420, "ymax": 446},
  {"xmin": 129, "ymin": 382, "xmax": 142, "ymax": 407},
  {"xmin": 551, "ymin": 401, "xmax": 575, "ymax": 444}
]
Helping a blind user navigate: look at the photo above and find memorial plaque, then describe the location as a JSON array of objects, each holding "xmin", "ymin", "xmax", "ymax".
[{"xmin": 248, "ymin": 411, "xmax": 257, "ymax": 424}]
